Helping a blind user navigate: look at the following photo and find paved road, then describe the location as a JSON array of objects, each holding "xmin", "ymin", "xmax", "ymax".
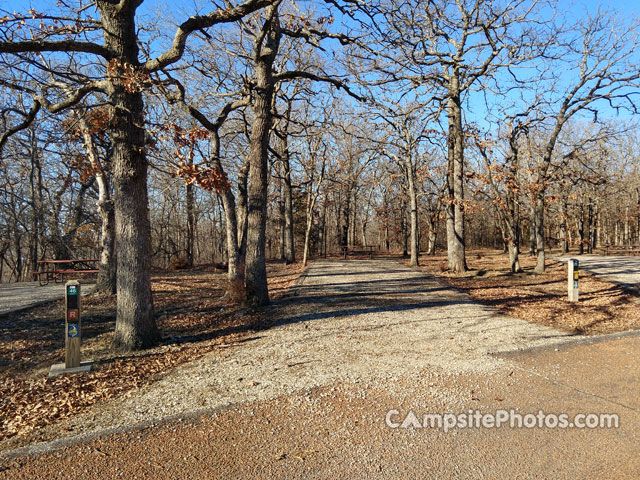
[
  {"xmin": 1, "ymin": 259, "xmax": 638, "ymax": 479},
  {"xmin": 0, "ymin": 281, "xmax": 95, "ymax": 317},
  {"xmin": 555, "ymin": 255, "xmax": 640, "ymax": 289}
]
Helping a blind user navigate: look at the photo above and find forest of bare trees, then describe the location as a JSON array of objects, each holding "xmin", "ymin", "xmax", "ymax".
[{"xmin": 1, "ymin": 0, "xmax": 639, "ymax": 350}]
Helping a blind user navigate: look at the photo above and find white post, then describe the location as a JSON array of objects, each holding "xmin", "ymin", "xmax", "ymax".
[{"xmin": 568, "ymin": 258, "xmax": 579, "ymax": 302}]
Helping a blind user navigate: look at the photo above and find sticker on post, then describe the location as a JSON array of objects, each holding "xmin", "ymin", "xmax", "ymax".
[
  {"xmin": 573, "ymin": 280, "xmax": 579, "ymax": 289},
  {"xmin": 67, "ymin": 309, "xmax": 78, "ymax": 321},
  {"xmin": 67, "ymin": 323, "xmax": 79, "ymax": 338},
  {"xmin": 67, "ymin": 285, "xmax": 78, "ymax": 296}
]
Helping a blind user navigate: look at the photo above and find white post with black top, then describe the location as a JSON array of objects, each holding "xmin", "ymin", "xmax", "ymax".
[{"xmin": 568, "ymin": 258, "xmax": 579, "ymax": 302}]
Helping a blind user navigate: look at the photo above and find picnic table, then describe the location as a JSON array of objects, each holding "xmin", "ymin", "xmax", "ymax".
[
  {"xmin": 341, "ymin": 245, "xmax": 375, "ymax": 260},
  {"xmin": 31, "ymin": 259, "xmax": 99, "ymax": 286}
]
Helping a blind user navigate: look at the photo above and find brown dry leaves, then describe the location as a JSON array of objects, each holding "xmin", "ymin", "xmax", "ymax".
[
  {"xmin": 418, "ymin": 251, "xmax": 640, "ymax": 335},
  {"xmin": 0, "ymin": 261, "xmax": 306, "ymax": 444},
  {"xmin": 267, "ymin": 262, "xmax": 306, "ymax": 299}
]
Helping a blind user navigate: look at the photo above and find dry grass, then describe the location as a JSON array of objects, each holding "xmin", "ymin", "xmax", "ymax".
[
  {"xmin": 416, "ymin": 249, "xmax": 640, "ymax": 335},
  {"xmin": 0, "ymin": 261, "xmax": 306, "ymax": 443}
]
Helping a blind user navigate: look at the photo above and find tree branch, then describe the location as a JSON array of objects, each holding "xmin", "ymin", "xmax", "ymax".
[
  {"xmin": 273, "ymin": 70, "xmax": 366, "ymax": 102},
  {"xmin": 144, "ymin": 0, "xmax": 278, "ymax": 72},
  {"xmin": 0, "ymin": 40, "xmax": 112, "ymax": 58}
]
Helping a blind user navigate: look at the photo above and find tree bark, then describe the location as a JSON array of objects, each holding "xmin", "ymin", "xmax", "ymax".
[
  {"xmin": 534, "ymin": 196, "xmax": 545, "ymax": 273},
  {"xmin": 426, "ymin": 211, "xmax": 438, "ymax": 255},
  {"xmin": 578, "ymin": 203, "xmax": 585, "ymax": 255},
  {"xmin": 99, "ymin": 1, "xmax": 159, "ymax": 350},
  {"xmin": 278, "ymin": 165, "xmax": 285, "ymax": 261},
  {"xmin": 528, "ymin": 203, "xmax": 536, "ymax": 255},
  {"xmin": 245, "ymin": 6, "xmax": 279, "ymax": 306},
  {"xmin": 210, "ymin": 130, "xmax": 245, "ymax": 287},
  {"xmin": 405, "ymin": 156, "xmax": 419, "ymax": 266},
  {"xmin": 282, "ymin": 142, "xmax": 295, "ymax": 263},
  {"xmin": 560, "ymin": 197, "xmax": 568, "ymax": 254},
  {"xmin": 302, "ymin": 185, "xmax": 316, "ymax": 266},
  {"xmin": 28, "ymin": 126, "xmax": 43, "ymax": 281},
  {"xmin": 185, "ymin": 181, "xmax": 195, "ymax": 266},
  {"xmin": 446, "ymin": 74, "xmax": 467, "ymax": 272}
]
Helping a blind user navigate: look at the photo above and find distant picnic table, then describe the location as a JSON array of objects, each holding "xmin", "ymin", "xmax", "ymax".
[
  {"xmin": 31, "ymin": 259, "xmax": 99, "ymax": 286},
  {"xmin": 341, "ymin": 245, "xmax": 375, "ymax": 260}
]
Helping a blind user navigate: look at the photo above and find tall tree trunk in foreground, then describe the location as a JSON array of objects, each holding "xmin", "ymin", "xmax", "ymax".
[
  {"xmin": 445, "ymin": 73, "xmax": 467, "ymax": 272},
  {"xmin": 245, "ymin": 6, "xmax": 280, "ymax": 306},
  {"xmin": 99, "ymin": 1, "xmax": 159, "ymax": 349}
]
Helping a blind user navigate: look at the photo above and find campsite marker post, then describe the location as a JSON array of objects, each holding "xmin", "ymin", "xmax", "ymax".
[
  {"xmin": 568, "ymin": 259, "xmax": 579, "ymax": 302},
  {"xmin": 48, "ymin": 280, "xmax": 92, "ymax": 377},
  {"xmin": 65, "ymin": 280, "xmax": 81, "ymax": 368}
]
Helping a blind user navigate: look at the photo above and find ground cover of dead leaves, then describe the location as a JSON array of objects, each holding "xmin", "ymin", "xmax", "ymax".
[
  {"xmin": 0, "ymin": 261, "xmax": 305, "ymax": 446},
  {"xmin": 417, "ymin": 250, "xmax": 640, "ymax": 335}
]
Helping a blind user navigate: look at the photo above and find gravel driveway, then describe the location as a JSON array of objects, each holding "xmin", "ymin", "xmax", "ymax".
[{"xmin": 3, "ymin": 259, "xmax": 570, "ymax": 454}]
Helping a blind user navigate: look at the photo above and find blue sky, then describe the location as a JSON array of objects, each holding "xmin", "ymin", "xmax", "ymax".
[
  {"xmin": 3, "ymin": 0, "xmax": 639, "ymax": 127},
  {"xmin": 6, "ymin": 0, "xmax": 638, "ymax": 22}
]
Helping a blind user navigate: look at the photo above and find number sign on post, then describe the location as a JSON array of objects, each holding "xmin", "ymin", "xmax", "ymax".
[{"xmin": 65, "ymin": 280, "xmax": 81, "ymax": 368}]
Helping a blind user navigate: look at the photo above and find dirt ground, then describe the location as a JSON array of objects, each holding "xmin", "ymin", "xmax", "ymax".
[
  {"xmin": 415, "ymin": 249, "xmax": 640, "ymax": 335},
  {"xmin": 0, "ymin": 261, "xmax": 304, "ymax": 445}
]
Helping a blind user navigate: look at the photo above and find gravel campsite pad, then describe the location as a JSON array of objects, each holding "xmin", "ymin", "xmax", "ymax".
[
  {"xmin": 2, "ymin": 258, "xmax": 639, "ymax": 478},
  {"xmin": 22, "ymin": 259, "xmax": 571, "ymax": 438}
]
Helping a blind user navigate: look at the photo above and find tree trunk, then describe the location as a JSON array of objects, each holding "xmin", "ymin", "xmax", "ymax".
[
  {"xmin": 99, "ymin": 1, "xmax": 159, "ymax": 350},
  {"xmin": 587, "ymin": 199, "xmax": 596, "ymax": 253},
  {"xmin": 341, "ymin": 194, "xmax": 350, "ymax": 247},
  {"xmin": 282, "ymin": 148, "xmax": 295, "ymax": 264},
  {"xmin": 578, "ymin": 204, "xmax": 585, "ymax": 255},
  {"xmin": 405, "ymin": 157, "xmax": 419, "ymax": 266},
  {"xmin": 185, "ymin": 181, "xmax": 195, "ymax": 266},
  {"xmin": 77, "ymin": 114, "xmax": 116, "ymax": 294},
  {"xmin": 534, "ymin": 196, "xmax": 545, "ymax": 273},
  {"xmin": 446, "ymin": 75, "xmax": 467, "ymax": 272},
  {"xmin": 529, "ymin": 203, "xmax": 536, "ymax": 255},
  {"xmin": 401, "ymin": 200, "xmax": 408, "ymax": 257},
  {"xmin": 28, "ymin": 126, "xmax": 43, "ymax": 281},
  {"xmin": 278, "ymin": 165, "xmax": 285, "ymax": 261},
  {"xmin": 96, "ymin": 194, "xmax": 117, "ymax": 293},
  {"xmin": 504, "ymin": 218, "xmax": 522, "ymax": 273},
  {"xmin": 508, "ymin": 242, "xmax": 521, "ymax": 274},
  {"xmin": 211, "ymin": 131, "xmax": 245, "ymax": 287},
  {"xmin": 245, "ymin": 6, "xmax": 279, "ymax": 306},
  {"xmin": 560, "ymin": 198, "xmax": 568, "ymax": 254},
  {"xmin": 624, "ymin": 205, "xmax": 630, "ymax": 246},
  {"xmin": 302, "ymin": 186, "xmax": 318, "ymax": 266},
  {"xmin": 637, "ymin": 188, "xmax": 640, "ymax": 244},
  {"xmin": 426, "ymin": 211, "xmax": 438, "ymax": 255},
  {"xmin": 321, "ymin": 198, "xmax": 327, "ymax": 257}
]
